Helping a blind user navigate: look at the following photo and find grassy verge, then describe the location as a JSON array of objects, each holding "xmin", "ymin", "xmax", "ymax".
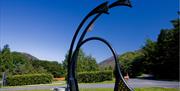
[
  {"xmin": 15, "ymin": 87, "xmax": 180, "ymax": 91},
  {"xmin": 80, "ymin": 88, "xmax": 113, "ymax": 91},
  {"xmin": 79, "ymin": 79, "xmax": 115, "ymax": 84},
  {"xmin": 19, "ymin": 89, "xmax": 52, "ymax": 91},
  {"xmin": 134, "ymin": 87, "xmax": 180, "ymax": 91},
  {"xmin": 80, "ymin": 88, "xmax": 180, "ymax": 91},
  {"xmin": 3, "ymin": 81, "xmax": 66, "ymax": 88}
]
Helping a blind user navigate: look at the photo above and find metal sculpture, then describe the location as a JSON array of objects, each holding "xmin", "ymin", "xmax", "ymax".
[{"xmin": 66, "ymin": 0, "xmax": 133, "ymax": 91}]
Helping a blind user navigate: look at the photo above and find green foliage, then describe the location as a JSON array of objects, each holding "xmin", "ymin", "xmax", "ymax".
[
  {"xmin": 128, "ymin": 55, "xmax": 145, "ymax": 77},
  {"xmin": 11, "ymin": 52, "xmax": 35, "ymax": 75},
  {"xmin": 0, "ymin": 45, "xmax": 14, "ymax": 72},
  {"xmin": 77, "ymin": 71, "xmax": 112, "ymax": 83},
  {"xmin": 76, "ymin": 53, "xmax": 99, "ymax": 72},
  {"xmin": 6, "ymin": 74, "xmax": 53, "ymax": 86},
  {"xmin": 154, "ymin": 20, "xmax": 179, "ymax": 79},
  {"xmin": 142, "ymin": 18, "xmax": 179, "ymax": 80},
  {"xmin": 104, "ymin": 66, "xmax": 113, "ymax": 71},
  {"xmin": 118, "ymin": 50, "xmax": 144, "ymax": 77},
  {"xmin": 31, "ymin": 60, "xmax": 64, "ymax": 77},
  {"xmin": 117, "ymin": 18, "xmax": 179, "ymax": 80},
  {"xmin": 63, "ymin": 49, "xmax": 99, "ymax": 74},
  {"xmin": 142, "ymin": 39, "xmax": 157, "ymax": 73},
  {"xmin": 0, "ymin": 45, "xmax": 65, "ymax": 78}
]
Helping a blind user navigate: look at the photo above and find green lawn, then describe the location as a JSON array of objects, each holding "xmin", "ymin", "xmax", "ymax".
[
  {"xmin": 2, "ymin": 80, "xmax": 179, "ymax": 91},
  {"xmin": 16, "ymin": 88, "xmax": 180, "ymax": 91},
  {"xmin": 3, "ymin": 80, "xmax": 114, "ymax": 88},
  {"xmin": 80, "ymin": 88, "xmax": 180, "ymax": 91},
  {"xmin": 3, "ymin": 81, "xmax": 66, "ymax": 88},
  {"xmin": 79, "ymin": 79, "xmax": 115, "ymax": 84},
  {"xmin": 19, "ymin": 89, "xmax": 52, "ymax": 91},
  {"xmin": 134, "ymin": 87, "xmax": 180, "ymax": 91}
]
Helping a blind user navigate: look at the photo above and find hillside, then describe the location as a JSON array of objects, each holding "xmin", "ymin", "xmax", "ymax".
[
  {"xmin": 12, "ymin": 51, "xmax": 39, "ymax": 61},
  {"xmin": 21, "ymin": 52, "xmax": 39, "ymax": 60},
  {"xmin": 99, "ymin": 56, "xmax": 115, "ymax": 69}
]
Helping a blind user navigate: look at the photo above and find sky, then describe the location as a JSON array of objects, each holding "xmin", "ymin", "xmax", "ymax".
[{"xmin": 0, "ymin": 0, "xmax": 179, "ymax": 63}]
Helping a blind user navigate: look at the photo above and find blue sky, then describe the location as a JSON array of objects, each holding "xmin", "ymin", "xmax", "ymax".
[{"xmin": 0, "ymin": 0, "xmax": 179, "ymax": 63}]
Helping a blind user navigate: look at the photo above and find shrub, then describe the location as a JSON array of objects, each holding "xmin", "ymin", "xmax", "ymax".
[
  {"xmin": 6, "ymin": 74, "xmax": 53, "ymax": 86},
  {"xmin": 77, "ymin": 71, "xmax": 112, "ymax": 83}
]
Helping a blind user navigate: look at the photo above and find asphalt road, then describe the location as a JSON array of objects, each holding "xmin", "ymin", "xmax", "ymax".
[{"xmin": 0, "ymin": 79, "xmax": 179, "ymax": 91}]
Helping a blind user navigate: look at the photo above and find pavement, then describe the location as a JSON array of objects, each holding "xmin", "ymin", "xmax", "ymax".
[{"xmin": 0, "ymin": 79, "xmax": 179, "ymax": 91}]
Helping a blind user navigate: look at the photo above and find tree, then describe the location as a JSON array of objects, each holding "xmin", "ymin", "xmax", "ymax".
[
  {"xmin": 142, "ymin": 39, "xmax": 157, "ymax": 74},
  {"xmin": 142, "ymin": 18, "xmax": 179, "ymax": 80},
  {"xmin": 77, "ymin": 54, "xmax": 99, "ymax": 72},
  {"xmin": 11, "ymin": 52, "xmax": 35, "ymax": 75},
  {"xmin": 154, "ymin": 18, "xmax": 179, "ymax": 79},
  {"xmin": 118, "ymin": 50, "xmax": 144, "ymax": 77},
  {"xmin": 0, "ymin": 45, "xmax": 14, "ymax": 73},
  {"xmin": 0, "ymin": 44, "xmax": 65, "ymax": 78},
  {"xmin": 31, "ymin": 60, "xmax": 64, "ymax": 77},
  {"xmin": 62, "ymin": 49, "xmax": 99, "ymax": 74}
]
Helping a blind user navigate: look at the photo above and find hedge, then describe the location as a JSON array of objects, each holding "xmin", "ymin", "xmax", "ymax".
[
  {"xmin": 77, "ymin": 71, "xmax": 112, "ymax": 83},
  {"xmin": 7, "ymin": 74, "xmax": 53, "ymax": 86}
]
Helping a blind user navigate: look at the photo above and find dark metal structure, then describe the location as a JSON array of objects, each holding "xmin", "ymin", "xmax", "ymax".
[{"xmin": 66, "ymin": 0, "xmax": 133, "ymax": 91}]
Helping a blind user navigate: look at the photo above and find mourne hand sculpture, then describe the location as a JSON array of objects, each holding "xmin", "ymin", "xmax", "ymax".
[{"xmin": 66, "ymin": 0, "xmax": 133, "ymax": 91}]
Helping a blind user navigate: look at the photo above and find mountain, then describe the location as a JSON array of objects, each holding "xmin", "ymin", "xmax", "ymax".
[
  {"xmin": 99, "ymin": 56, "xmax": 115, "ymax": 69},
  {"xmin": 21, "ymin": 52, "xmax": 39, "ymax": 60},
  {"xmin": 12, "ymin": 51, "xmax": 39, "ymax": 61}
]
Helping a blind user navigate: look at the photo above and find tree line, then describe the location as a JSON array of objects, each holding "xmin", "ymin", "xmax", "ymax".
[
  {"xmin": 0, "ymin": 45, "xmax": 99, "ymax": 78},
  {"xmin": 0, "ymin": 45, "xmax": 64, "ymax": 77},
  {"xmin": 118, "ymin": 18, "xmax": 179, "ymax": 80}
]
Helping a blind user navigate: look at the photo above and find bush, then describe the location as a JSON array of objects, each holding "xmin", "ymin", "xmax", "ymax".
[
  {"xmin": 77, "ymin": 71, "xmax": 112, "ymax": 83},
  {"xmin": 7, "ymin": 74, "xmax": 53, "ymax": 86},
  {"xmin": 0, "ymin": 83, "xmax": 1, "ymax": 88}
]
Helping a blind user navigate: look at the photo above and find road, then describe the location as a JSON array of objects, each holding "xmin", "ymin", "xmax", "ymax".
[
  {"xmin": 0, "ymin": 79, "xmax": 179, "ymax": 91},
  {"xmin": 79, "ymin": 79, "xmax": 179, "ymax": 88}
]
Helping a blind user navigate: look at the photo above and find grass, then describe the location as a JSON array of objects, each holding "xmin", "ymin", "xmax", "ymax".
[
  {"xmin": 2, "ymin": 80, "xmax": 179, "ymax": 91},
  {"xmin": 14, "ymin": 88, "xmax": 180, "ymax": 91},
  {"xmin": 79, "ymin": 79, "xmax": 115, "ymax": 84},
  {"xmin": 19, "ymin": 89, "xmax": 52, "ymax": 91},
  {"xmin": 134, "ymin": 87, "xmax": 180, "ymax": 91},
  {"xmin": 3, "ymin": 81, "xmax": 66, "ymax": 88},
  {"xmin": 80, "ymin": 88, "xmax": 113, "ymax": 91},
  {"xmin": 80, "ymin": 88, "xmax": 180, "ymax": 91}
]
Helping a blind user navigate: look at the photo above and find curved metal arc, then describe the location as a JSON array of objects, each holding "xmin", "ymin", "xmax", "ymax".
[
  {"xmin": 74, "ymin": 0, "xmax": 132, "ymax": 55},
  {"xmin": 67, "ymin": 1, "xmax": 109, "ymax": 89},
  {"xmin": 71, "ymin": 37, "xmax": 133, "ymax": 91},
  {"xmin": 67, "ymin": 1, "xmax": 109, "ymax": 66},
  {"xmin": 68, "ymin": 0, "xmax": 132, "ymax": 75},
  {"xmin": 67, "ymin": 1, "xmax": 109, "ymax": 63},
  {"xmin": 71, "ymin": 0, "xmax": 133, "ymax": 67},
  {"xmin": 89, "ymin": 1, "xmax": 109, "ymax": 15},
  {"xmin": 68, "ymin": 0, "xmax": 133, "ymax": 90},
  {"xmin": 109, "ymin": 0, "xmax": 132, "ymax": 8},
  {"xmin": 67, "ymin": 14, "xmax": 102, "ymax": 90},
  {"xmin": 66, "ymin": 14, "xmax": 88, "ymax": 90}
]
